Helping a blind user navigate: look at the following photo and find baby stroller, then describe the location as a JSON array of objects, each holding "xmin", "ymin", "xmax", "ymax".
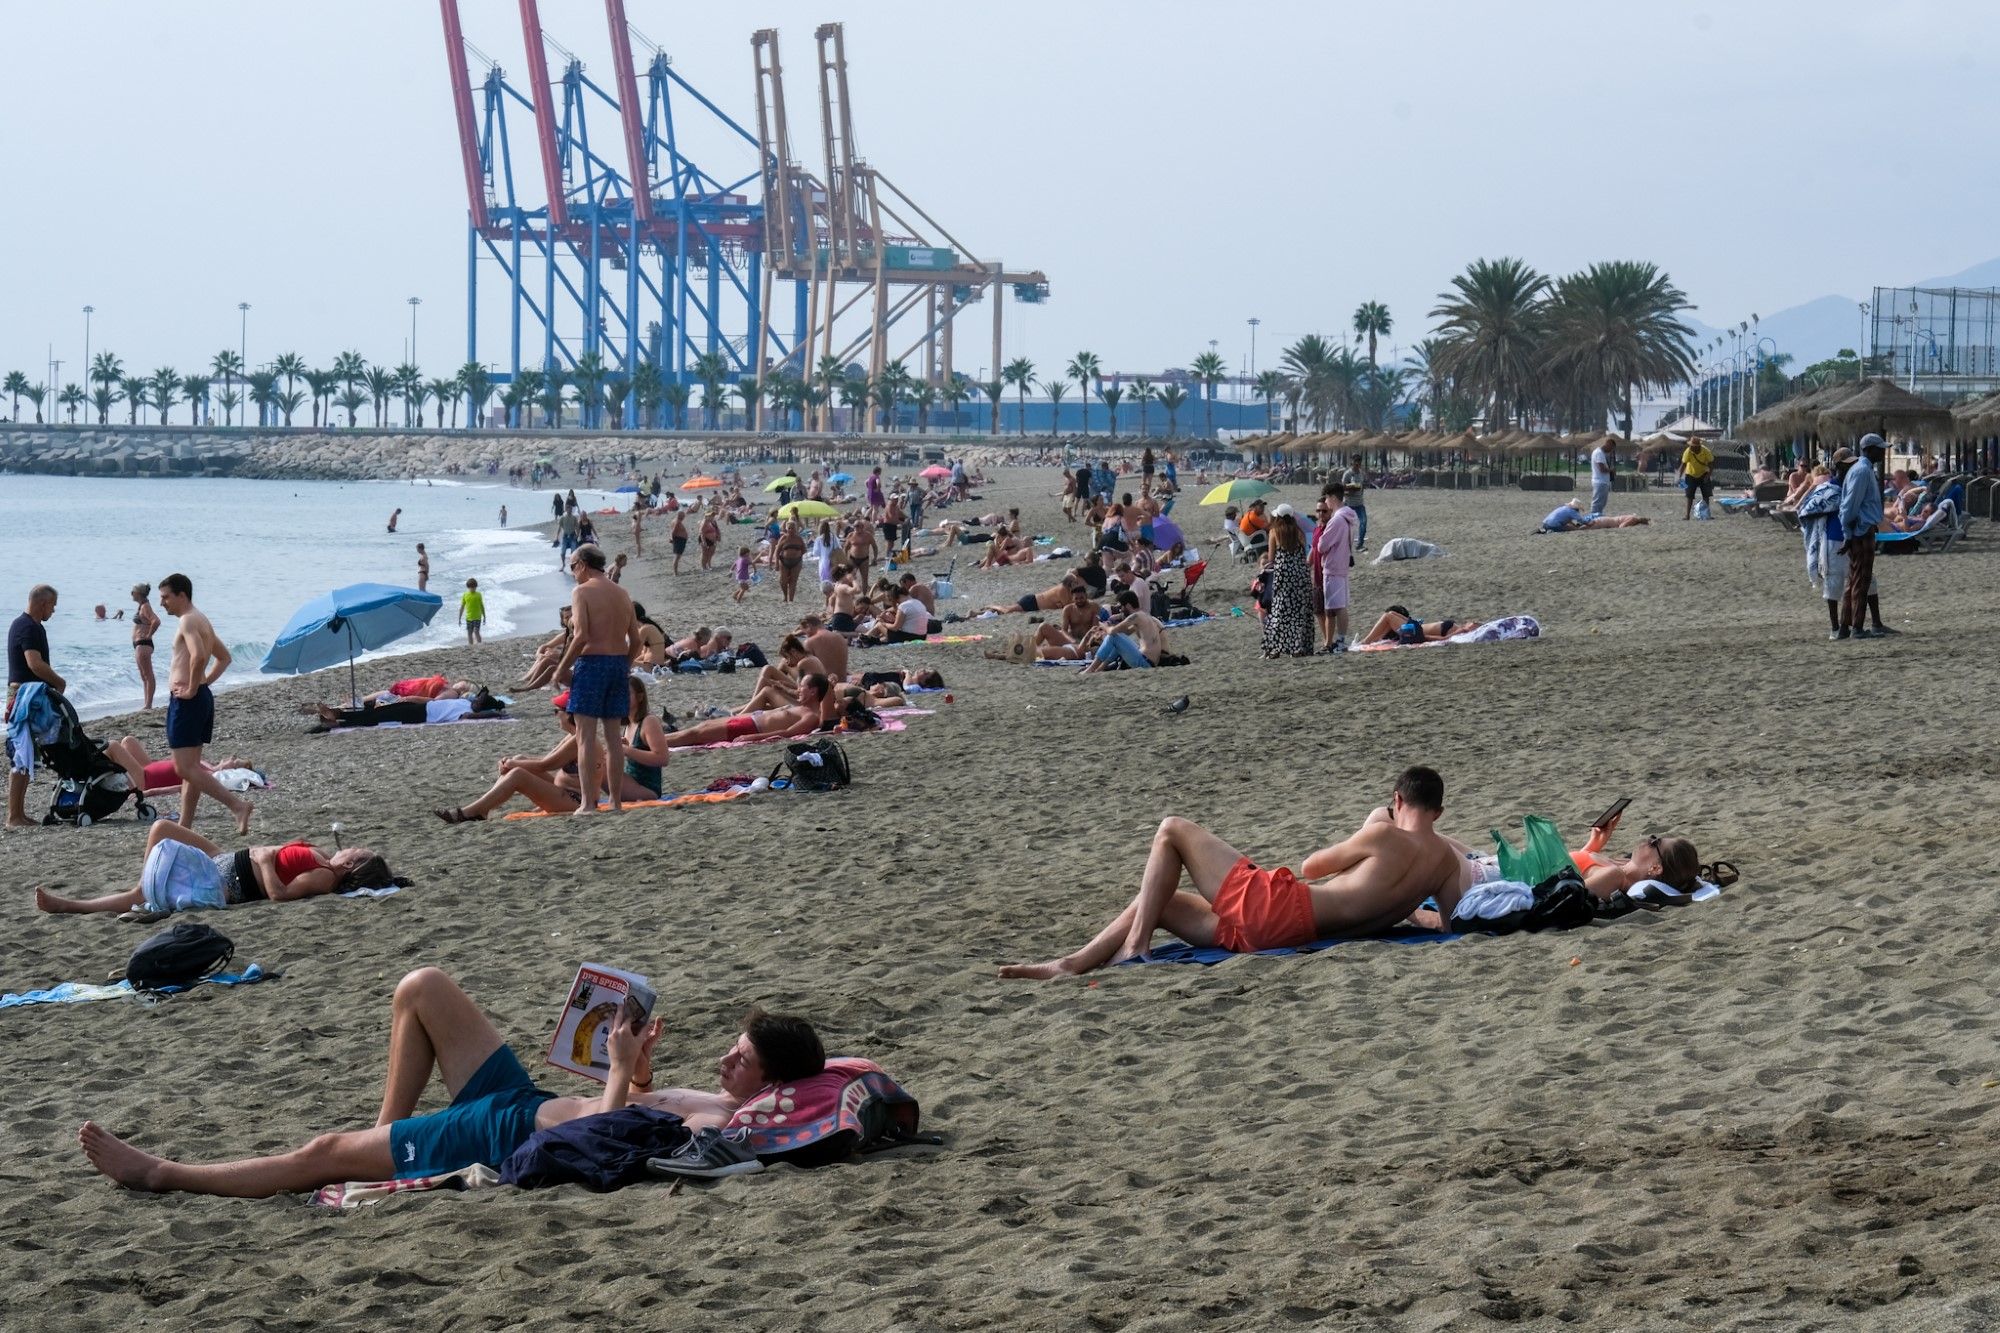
[
  {"xmin": 1164, "ymin": 560, "xmax": 1208, "ymax": 619},
  {"xmin": 36, "ymin": 691, "xmax": 156, "ymax": 827}
]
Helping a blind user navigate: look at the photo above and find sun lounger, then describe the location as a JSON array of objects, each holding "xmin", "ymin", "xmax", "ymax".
[{"xmin": 1875, "ymin": 498, "xmax": 1962, "ymax": 553}]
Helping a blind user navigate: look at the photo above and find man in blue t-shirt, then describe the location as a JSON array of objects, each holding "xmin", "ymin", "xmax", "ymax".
[{"xmin": 7, "ymin": 584, "xmax": 64, "ymax": 828}]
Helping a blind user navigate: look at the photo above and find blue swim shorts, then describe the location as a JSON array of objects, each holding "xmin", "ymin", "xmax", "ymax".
[
  {"xmin": 388, "ymin": 1044, "xmax": 554, "ymax": 1179},
  {"xmin": 165, "ymin": 685, "xmax": 215, "ymax": 749},
  {"xmin": 565, "ymin": 653, "xmax": 630, "ymax": 718}
]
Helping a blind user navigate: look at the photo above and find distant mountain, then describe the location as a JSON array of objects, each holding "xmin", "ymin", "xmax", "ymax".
[{"xmin": 1684, "ymin": 255, "xmax": 2000, "ymax": 371}]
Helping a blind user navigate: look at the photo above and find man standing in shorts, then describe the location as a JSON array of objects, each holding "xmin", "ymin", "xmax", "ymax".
[
  {"xmin": 6, "ymin": 584, "xmax": 65, "ymax": 829},
  {"xmin": 1589, "ymin": 438, "xmax": 1615, "ymax": 518},
  {"xmin": 1680, "ymin": 438, "xmax": 1715, "ymax": 520},
  {"xmin": 553, "ymin": 545, "xmax": 639, "ymax": 815},
  {"xmin": 158, "ymin": 573, "xmax": 253, "ymax": 834}
]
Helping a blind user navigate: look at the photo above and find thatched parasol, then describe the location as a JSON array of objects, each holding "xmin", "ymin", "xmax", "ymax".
[
  {"xmin": 1816, "ymin": 377, "xmax": 1953, "ymax": 445},
  {"xmin": 1951, "ymin": 392, "xmax": 2000, "ymax": 435}
]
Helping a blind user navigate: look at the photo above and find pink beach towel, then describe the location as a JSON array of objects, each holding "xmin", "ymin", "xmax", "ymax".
[
  {"xmin": 668, "ymin": 712, "xmax": 926, "ymax": 754},
  {"xmin": 726, "ymin": 1057, "xmax": 920, "ymax": 1160}
]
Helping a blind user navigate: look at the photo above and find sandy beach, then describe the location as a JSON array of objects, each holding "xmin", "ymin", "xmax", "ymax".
[{"xmin": 4, "ymin": 462, "xmax": 1996, "ymax": 1330}]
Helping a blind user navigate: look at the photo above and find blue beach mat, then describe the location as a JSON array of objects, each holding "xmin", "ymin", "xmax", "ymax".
[
  {"xmin": 1119, "ymin": 928, "xmax": 1460, "ymax": 966},
  {"xmin": 0, "ymin": 963, "xmax": 275, "ymax": 1010}
]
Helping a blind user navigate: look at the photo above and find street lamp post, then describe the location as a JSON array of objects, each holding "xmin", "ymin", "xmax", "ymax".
[
  {"xmin": 238, "ymin": 303, "xmax": 251, "ymax": 424},
  {"xmin": 82, "ymin": 305, "xmax": 94, "ymax": 386},
  {"xmin": 1247, "ymin": 317, "xmax": 1259, "ymax": 384},
  {"xmin": 409, "ymin": 297, "xmax": 423, "ymax": 368},
  {"xmin": 1857, "ymin": 302, "xmax": 1870, "ymax": 380}
]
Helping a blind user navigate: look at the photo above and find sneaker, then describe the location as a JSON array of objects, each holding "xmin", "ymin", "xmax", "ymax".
[
  {"xmin": 1852, "ymin": 628, "xmax": 1880, "ymax": 640},
  {"xmin": 1830, "ymin": 629, "xmax": 1851, "ymax": 641},
  {"xmin": 1331, "ymin": 638, "xmax": 1346, "ymax": 653},
  {"xmin": 648, "ymin": 1128, "xmax": 764, "ymax": 1180}
]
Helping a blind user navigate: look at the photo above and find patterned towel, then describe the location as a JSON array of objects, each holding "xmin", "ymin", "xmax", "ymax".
[{"xmin": 312, "ymin": 1163, "xmax": 501, "ymax": 1210}]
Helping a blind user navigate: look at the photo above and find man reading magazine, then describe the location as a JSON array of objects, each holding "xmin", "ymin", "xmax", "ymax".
[{"xmin": 77, "ymin": 966, "xmax": 826, "ymax": 1197}]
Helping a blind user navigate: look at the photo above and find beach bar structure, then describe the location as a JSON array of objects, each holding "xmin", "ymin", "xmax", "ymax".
[{"xmin": 438, "ymin": 3, "xmax": 1048, "ymax": 425}]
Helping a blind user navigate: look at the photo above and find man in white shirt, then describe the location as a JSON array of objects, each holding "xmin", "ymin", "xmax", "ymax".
[{"xmin": 1589, "ymin": 440, "xmax": 1615, "ymax": 517}]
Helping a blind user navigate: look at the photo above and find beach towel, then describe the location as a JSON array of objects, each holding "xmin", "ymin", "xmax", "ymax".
[
  {"xmin": 500, "ymin": 782, "xmax": 761, "ymax": 821},
  {"xmin": 666, "ymin": 708, "xmax": 929, "ymax": 755},
  {"xmin": 5, "ymin": 682, "xmax": 60, "ymax": 780},
  {"xmin": 311, "ymin": 1163, "xmax": 500, "ymax": 1210},
  {"xmin": 1161, "ymin": 614, "xmax": 1215, "ymax": 629},
  {"xmin": 1354, "ymin": 614, "xmax": 1541, "ymax": 652},
  {"xmin": 1371, "ymin": 537, "xmax": 1446, "ymax": 564},
  {"xmin": 0, "ymin": 963, "xmax": 273, "ymax": 1010},
  {"xmin": 1119, "ymin": 928, "xmax": 1458, "ymax": 966},
  {"xmin": 725, "ymin": 1057, "xmax": 921, "ymax": 1164}
]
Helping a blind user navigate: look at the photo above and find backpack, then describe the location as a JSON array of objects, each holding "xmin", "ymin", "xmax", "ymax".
[
  {"xmin": 771, "ymin": 739, "xmax": 851, "ymax": 791},
  {"xmin": 1148, "ymin": 581, "xmax": 1171, "ymax": 620},
  {"xmin": 1453, "ymin": 867, "xmax": 1597, "ymax": 936},
  {"xmin": 125, "ymin": 922, "xmax": 235, "ymax": 991}
]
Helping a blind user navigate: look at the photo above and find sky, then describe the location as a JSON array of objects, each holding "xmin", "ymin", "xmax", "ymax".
[{"xmin": 4, "ymin": 0, "xmax": 1996, "ymax": 394}]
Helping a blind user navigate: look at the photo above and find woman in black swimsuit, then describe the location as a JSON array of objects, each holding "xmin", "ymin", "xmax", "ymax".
[
  {"xmin": 130, "ymin": 583, "xmax": 161, "ymax": 710},
  {"xmin": 774, "ymin": 520, "xmax": 808, "ymax": 604}
]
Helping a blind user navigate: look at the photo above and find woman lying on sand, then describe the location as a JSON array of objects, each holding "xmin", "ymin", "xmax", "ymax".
[
  {"xmin": 434, "ymin": 678, "xmax": 669, "ymax": 821},
  {"xmin": 77, "ymin": 966, "xmax": 824, "ymax": 1197},
  {"xmin": 101, "ymin": 737, "xmax": 260, "ymax": 794},
  {"xmin": 35, "ymin": 820, "xmax": 399, "ymax": 915},
  {"xmin": 1001, "ymin": 768, "xmax": 1467, "ymax": 978},
  {"xmin": 309, "ymin": 689, "xmax": 506, "ymax": 731},
  {"xmin": 1356, "ymin": 607, "xmax": 1487, "ymax": 646}
]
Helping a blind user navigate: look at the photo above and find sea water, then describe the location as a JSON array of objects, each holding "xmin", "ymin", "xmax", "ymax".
[{"xmin": 1, "ymin": 474, "xmax": 619, "ymax": 718}]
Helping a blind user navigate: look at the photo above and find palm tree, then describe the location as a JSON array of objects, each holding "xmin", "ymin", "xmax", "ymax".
[
  {"xmin": 459, "ymin": 362, "xmax": 494, "ymax": 428},
  {"xmin": 182, "ymin": 375, "xmax": 211, "ymax": 425},
  {"xmin": 2, "ymin": 371, "xmax": 26, "ymax": 421},
  {"xmin": 1539, "ymin": 260, "xmax": 1695, "ymax": 438},
  {"xmin": 122, "ymin": 373, "xmax": 149, "ymax": 425},
  {"xmin": 331, "ymin": 350, "xmax": 368, "ymax": 402},
  {"xmin": 500, "ymin": 378, "xmax": 535, "ymax": 429},
  {"xmin": 245, "ymin": 371, "xmax": 278, "ymax": 428},
  {"xmin": 538, "ymin": 367, "xmax": 569, "ymax": 428},
  {"xmin": 336, "ymin": 386, "xmax": 367, "ymax": 427},
  {"xmin": 982, "ymin": 379, "xmax": 1004, "ymax": 435},
  {"xmin": 307, "ymin": 369, "xmax": 340, "ymax": 428},
  {"xmin": 940, "ymin": 374, "xmax": 971, "ymax": 430},
  {"xmin": 363, "ymin": 366, "xmax": 396, "ymax": 426},
  {"xmin": 813, "ymin": 353, "xmax": 846, "ymax": 431},
  {"xmin": 1429, "ymin": 256, "xmax": 1550, "ymax": 429},
  {"xmin": 630, "ymin": 361, "xmax": 665, "ymax": 429},
  {"xmin": 429, "ymin": 377, "xmax": 462, "ymax": 428},
  {"xmin": 1130, "ymin": 376, "xmax": 1154, "ymax": 437},
  {"xmin": 760, "ymin": 373, "xmax": 792, "ymax": 431},
  {"xmin": 603, "ymin": 376, "xmax": 631, "ymax": 429},
  {"xmin": 1067, "ymin": 351, "xmax": 1100, "ymax": 435},
  {"xmin": 569, "ymin": 352, "xmax": 609, "ymax": 428},
  {"xmin": 690, "ymin": 351, "xmax": 730, "ymax": 429},
  {"xmin": 870, "ymin": 372, "xmax": 900, "ymax": 433},
  {"xmin": 271, "ymin": 352, "xmax": 306, "ymax": 403},
  {"xmin": 1352, "ymin": 301, "xmax": 1393, "ymax": 367},
  {"xmin": 210, "ymin": 350, "xmax": 243, "ymax": 425},
  {"xmin": 407, "ymin": 378, "xmax": 434, "ymax": 429},
  {"xmin": 1189, "ymin": 351, "xmax": 1227, "ymax": 437},
  {"xmin": 90, "ymin": 353, "xmax": 124, "ymax": 423},
  {"xmin": 1002, "ymin": 357, "xmax": 1036, "ymax": 437},
  {"xmin": 838, "ymin": 373, "xmax": 869, "ymax": 430},
  {"xmin": 216, "ymin": 388, "xmax": 242, "ymax": 425},
  {"xmin": 1156, "ymin": 384, "xmax": 1188, "ymax": 436},
  {"xmin": 58, "ymin": 383, "xmax": 84, "ymax": 423},
  {"xmin": 1252, "ymin": 370, "xmax": 1288, "ymax": 429},
  {"xmin": 661, "ymin": 381, "xmax": 691, "ymax": 430},
  {"xmin": 734, "ymin": 380, "xmax": 760, "ymax": 429},
  {"xmin": 1042, "ymin": 377, "xmax": 1069, "ymax": 433},
  {"xmin": 1097, "ymin": 384, "xmax": 1124, "ymax": 438},
  {"xmin": 910, "ymin": 380, "xmax": 937, "ymax": 434},
  {"xmin": 151, "ymin": 368, "xmax": 182, "ymax": 425},
  {"xmin": 275, "ymin": 387, "xmax": 306, "ymax": 426},
  {"xmin": 23, "ymin": 383, "xmax": 46, "ymax": 423},
  {"xmin": 393, "ymin": 363, "xmax": 423, "ymax": 426},
  {"xmin": 1355, "ymin": 365, "xmax": 1408, "ymax": 432}
]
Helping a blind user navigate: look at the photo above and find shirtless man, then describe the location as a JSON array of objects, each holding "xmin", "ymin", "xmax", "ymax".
[
  {"xmin": 826, "ymin": 578, "xmax": 862, "ymax": 634},
  {"xmin": 77, "ymin": 966, "xmax": 824, "ymax": 1198},
  {"xmin": 1058, "ymin": 580, "xmax": 1100, "ymax": 643},
  {"xmin": 1080, "ymin": 589, "xmax": 1166, "ymax": 673},
  {"xmin": 1000, "ymin": 767, "xmax": 1465, "ymax": 978},
  {"xmin": 843, "ymin": 521, "xmax": 878, "ymax": 590},
  {"xmin": 897, "ymin": 572, "xmax": 936, "ymax": 619},
  {"xmin": 666, "ymin": 627, "xmax": 713, "ymax": 663},
  {"xmin": 158, "ymin": 573, "xmax": 253, "ymax": 834},
  {"xmin": 798, "ymin": 614, "xmax": 849, "ymax": 680},
  {"xmin": 739, "ymin": 636, "xmax": 825, "ymax": 710},
  {"xmin": 980, "ymin": 571, "xmax": 1082, "ymax": 616},
  {"xmin": 551, "ymin": 545, "xmax": 639, "ymax": 815},
  {"xmin": 662, "ymin": 675, "xmax": 828, "ymax": 747}
]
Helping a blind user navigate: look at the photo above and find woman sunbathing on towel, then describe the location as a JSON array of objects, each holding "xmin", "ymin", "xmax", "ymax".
[
  {"xmin": 1000, "ymin": 767, "xmax": 1466, "ymax": 978},
  {"xmin": 35, "ymin": 820, "xmax": 399, "ymax": 915},
  {"xmin": 101, "ymin": 737, "xmax": 259, "ymax": 794},
  {"xmin": 1571, "ymin": 806, "xmax": 1705, "ymax": 899},
  {"xmin": 435, "ymin": 679, "xmax": 669, "ymax": 822},
  {"xmin": 1356, "ymin": 607, "xmax": 1486, "ymax": 646},
  {"xmin": 659, "ymin": 675, "xmax": 830, "ymax": 749},
  {"xmin": 77, "ymin": 965, "xmax": 824, "ymax": 1197}
]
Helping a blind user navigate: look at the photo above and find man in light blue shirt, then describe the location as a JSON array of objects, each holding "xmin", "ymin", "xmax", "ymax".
[{"xmin": 1836, "ymin": 434, "xmax": 1887, "ymax": 639}]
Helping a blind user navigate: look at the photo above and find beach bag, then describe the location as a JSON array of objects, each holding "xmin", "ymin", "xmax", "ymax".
[
  {"xmin": 1456, "ymin": 867, "xmax": 1597, "ymax": 935},
  {"xmin": 1148, "ymin": 581, "xmax": 1171, "ymax": 620},
  {"xmin": 125, "ymin": 922, "xmax": 234, "ymax": 991},
  {"xmin": 1488, "ymin": 816, "xmax": 1578, "ymax": 887},
  {"xmin": 772, "ymin": 739, "xmax": 851, "ymax": 792}
]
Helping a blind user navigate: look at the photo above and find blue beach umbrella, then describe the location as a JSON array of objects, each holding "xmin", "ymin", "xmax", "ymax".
[
  {"xmin": 261, "ymin": 583, "xmax": 444, "ymax": 704},
  {"xmin": 615, "ymin": 484, "xmax": 640, "ymax": 493},
  {"xmin": 828, "ymin": 471, "xmax": 854, "ymax": 484}
]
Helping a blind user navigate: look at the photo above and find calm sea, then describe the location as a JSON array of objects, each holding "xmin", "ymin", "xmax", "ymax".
[{"xmin": 3, "ymin": 474, "xmax": 612, "ymax": 718}]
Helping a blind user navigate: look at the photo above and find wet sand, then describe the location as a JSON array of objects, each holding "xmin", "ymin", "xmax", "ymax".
[{"xmin": 4, "ymin": 464, "xmax": 1997, "ymax": 1329}]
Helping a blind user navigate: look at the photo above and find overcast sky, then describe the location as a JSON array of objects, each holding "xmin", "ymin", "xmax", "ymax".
[{"xmin": 4, "ymin": 0, "xmax": 1994, "ymax": 392}]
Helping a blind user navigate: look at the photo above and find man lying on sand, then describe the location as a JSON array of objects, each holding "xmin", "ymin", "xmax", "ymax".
[
  {"xmin": 1000, "ymin": 766, "xmax": 1465, "ymax": 977},
  {"xmin": 979, "ymin": 571, "xmax": 1084, "ymax": 616},
  {"xmin": 78, "ymin": 966, "xmax": 824, "ymax": 1197},
  {"xmin": 661, "ymin": 674, "xmax": 831, "ymax": 747}
]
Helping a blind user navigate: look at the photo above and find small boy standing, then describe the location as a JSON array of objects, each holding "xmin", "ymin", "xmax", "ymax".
[{"xmin": 458, "ymin": 578, "xmax": 485, "ymax": 644}]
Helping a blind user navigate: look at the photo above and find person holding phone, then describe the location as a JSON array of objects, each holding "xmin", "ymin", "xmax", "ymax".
[
  {"xmin": 1573, "ymin": 802, "xmax": 1704, "ymax": 898},
  {"xmin": 75, "ymin": 967, "xmax": 827, "ymax": 1197}
]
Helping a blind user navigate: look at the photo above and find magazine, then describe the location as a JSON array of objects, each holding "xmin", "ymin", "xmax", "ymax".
[{"xmin": 546, "ymin": 963, "xmax": 657, "ymax": 1083}]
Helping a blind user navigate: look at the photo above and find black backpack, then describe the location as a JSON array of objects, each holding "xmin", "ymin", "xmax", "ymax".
[
  {"xmin": 771, "ymin": 739, "xmax": 851, "ymax": 792},
  {"xmin": 125, "ymin": 922, "xmax": 235, "ymax": 991},
  {"xmin": 1455, "ymin": 868, "xmax": 1597, "ymax": 936}
]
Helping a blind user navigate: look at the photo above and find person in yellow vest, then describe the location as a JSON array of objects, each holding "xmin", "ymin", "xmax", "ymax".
[{"xmin": 1679, "ymin": 439, "xmax": 1715, "ymax": 520}]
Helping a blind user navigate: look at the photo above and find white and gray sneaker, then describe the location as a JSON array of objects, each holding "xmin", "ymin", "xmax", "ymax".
[{"xmin": 648, "ymin": 1128, "xmax": 764, "ymax": 1180}]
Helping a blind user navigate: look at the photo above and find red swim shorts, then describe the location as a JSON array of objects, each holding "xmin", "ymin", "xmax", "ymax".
[
  {"xmin": 725, "ymin": 715, "xmax": 758, "ymax": 739},
  {"xmin": 392, "ymin": 675, "xmax": 448, "ymax": 699},
  {"xmin": 1212, "ymin": 858, "xmax": 1319, "ymax": 953}
]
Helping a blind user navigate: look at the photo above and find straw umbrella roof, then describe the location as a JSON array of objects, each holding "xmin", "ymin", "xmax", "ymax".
[
  {"xmin": 1951, "ymin": 392, "xmax": 2000, "ymax": 434},
  {"xmin": 1764, "ymin": 380, "xmax": 1864, "ymax": 439},
  {"xmin": 1816, "ymin": 378, "xmax": 1953, "ymax": 444}
]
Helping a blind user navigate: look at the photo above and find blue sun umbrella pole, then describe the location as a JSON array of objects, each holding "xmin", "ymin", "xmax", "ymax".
[{"xmin": 261, "ymin": 584, "xmax": 444, "ymax": 707}]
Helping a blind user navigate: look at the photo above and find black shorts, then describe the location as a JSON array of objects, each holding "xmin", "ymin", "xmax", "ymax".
[
  {"xmin": 859, "ymin": 671, "xmax": 901, "ymax": 689},
  {"xmin": 880, "ymin": 522, "xmax": 900, "ymax": 547},
  {"xmin": 671, "ymin": 536, "xmax": 687, "ymax": 554},
  {"xmin": 829, "ymin": 612, "xmax": 858, "ymax": 633},
  {"xmin": 1017, "ymin": 593, "xmax": 1040, "ymax": 613},
  {"xmin": 1686, "ymin": 473, "xmax": 1714, "ymax": 499}
]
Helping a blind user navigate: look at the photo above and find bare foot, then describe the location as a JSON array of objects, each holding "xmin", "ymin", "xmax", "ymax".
[
  {"xmin": 234, "ymin": 801, "xmax": 254, "ymax": 836},
  {"xmin": 5, "ymin": 818, "xmax": 35, "ymax": 830},
  {"xmin": 570, "ymin": 805, "xmax": 598, "ymax": 818},
  {"xmin": 79, "ymin": 1122, "xmax": 168, "ymax": 1191},
  {"xmin": 33, "ymin": 886, "xmax": 65, "ymax": 914},
  {"xmin": 997, "ymin": 957, "xmax": 1088, "ymax": 980}
]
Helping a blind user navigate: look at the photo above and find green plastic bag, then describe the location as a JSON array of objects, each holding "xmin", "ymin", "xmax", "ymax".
[{"xmin": 1488, "ymin": 815, "xmax": 1579, "ymax": 885}]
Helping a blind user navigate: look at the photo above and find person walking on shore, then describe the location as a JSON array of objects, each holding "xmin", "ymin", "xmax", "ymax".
[
  {"xmin": 670, "ymin": 509, "xmax": 689, "ymax": 575},
  {"xmin": 499, "ymin": 504, "xmax": 508, "ymax": 527},
  {"xmin": 1680, "ymin": 439, "xmax": 1714, "ymax": 520},
  {"xmin": 552, "ymin": 545, "xmax": 639, "ymax": 816},
  {"xmin": 1838, "ymin": 435, "xmax": 1888, "ymax": 640},
  {"xmin": 415, "ymin": 543, "xmax": 430, "ymax": 592},
  {"xmin": 158, "ymin": 573, "xmax": 253, "ymax": 835},
  {"xmin": 630, "ymin": 505, "xmax": 644, "ymax": 558},
  {"xmin": 1589, "ymin": 438, "xmax": 1615, "ymax": 518},
  {"xmin": 458, "ymin": 578, "xmax": 485, "ymax": 645},
  {"xmin": 6, "ymin": 584, "xmax": 64, "ymax": 829},
  {"xmin": 558, "ymin": 505, "xmax": 581, "ymax": 567},
  {"xmin": 130, "ymin": 582, "xmax": 161, "ymax": 710}
]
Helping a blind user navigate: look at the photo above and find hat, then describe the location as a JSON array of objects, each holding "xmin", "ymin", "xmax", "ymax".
[
  {"xmin": 1859, "ymin": 432, "xmax": 1887, "ymax": 454},
  {"xmin": 1271, "ymin": 503, "xmax": 1296, "ymax": 519},
  {"xmin": 1832, "ymin": 447, "xmax": 1855, "ymax": 465}
]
